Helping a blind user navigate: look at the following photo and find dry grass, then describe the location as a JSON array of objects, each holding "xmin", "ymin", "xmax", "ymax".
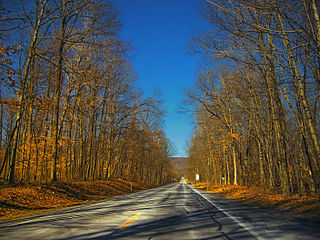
[
  {"xmin": 0, "ymin": 179, "xmax": 157, "ymax": 221},
  {"xmin": 194, "ymin": 183, "xmax": 320, "ymax": 217}
]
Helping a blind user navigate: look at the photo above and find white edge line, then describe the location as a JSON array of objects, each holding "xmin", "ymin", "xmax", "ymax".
[{"xmin": 187, "ymin": 184, "xmax": 266, "ymax": 240}]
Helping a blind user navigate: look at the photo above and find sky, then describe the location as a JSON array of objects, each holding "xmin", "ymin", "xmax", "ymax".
[{"xmin": 115, "ymin": 0, "xmax": 208, "ymax": 157}]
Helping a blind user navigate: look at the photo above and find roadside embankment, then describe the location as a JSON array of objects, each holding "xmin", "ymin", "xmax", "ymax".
[
  {"xmin": 0, "ymin": 179, "xmax": 158, "ymax": 221},
  {"xmin": 194, "ymin": 183, "xmax": 320, "ymax": 217}
]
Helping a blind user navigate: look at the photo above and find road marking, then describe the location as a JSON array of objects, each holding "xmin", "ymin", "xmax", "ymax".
[
  {"xmin": 119, "ymin": 213, "xmax": 140, "ymax": 229},
  {"xmin": 188, "ymin": 184, "xmax": 266, "ymax": 240}
]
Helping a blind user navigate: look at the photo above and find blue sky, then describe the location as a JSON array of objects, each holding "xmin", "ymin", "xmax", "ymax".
[{"xmin": 115, "ymin": 0, "xmax": 207, "ymax": 157}]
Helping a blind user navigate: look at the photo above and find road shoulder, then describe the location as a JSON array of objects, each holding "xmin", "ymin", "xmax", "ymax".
[{"xmin": 0, "ymin": 179, "xmax": 158, "ymax": 222}]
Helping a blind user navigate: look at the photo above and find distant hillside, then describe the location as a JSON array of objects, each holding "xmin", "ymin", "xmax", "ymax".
[{"xmin": 170, "ymin": 157, "xmax": 188, "ymax": 178}]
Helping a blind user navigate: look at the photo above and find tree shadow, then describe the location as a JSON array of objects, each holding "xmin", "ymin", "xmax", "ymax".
[{"xmin": 0, "ymin": 184, "xmax": 320, "ymax": 240}]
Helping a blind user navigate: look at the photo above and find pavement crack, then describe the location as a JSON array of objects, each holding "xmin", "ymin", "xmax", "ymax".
[
  {"xmin": 221, "ymin": 231, "xmax": 233, "ymax": 240},
  {"xmin": 183, "ymin": 207, "xmax": 189, "ymax": 214}
]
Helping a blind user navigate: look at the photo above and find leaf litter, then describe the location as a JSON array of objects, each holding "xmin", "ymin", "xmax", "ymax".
[
  {"xmin": 0, "ymin": 179, "xmax": 157, "ymax": 221},
  {"xmin": 194, "ymin": 182, "xmax": 320, "ymax": 217}
]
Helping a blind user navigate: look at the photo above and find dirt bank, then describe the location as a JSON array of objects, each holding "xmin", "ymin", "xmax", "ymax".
[
  {"xmin": 0, "ymin": 179, "xmax": 157, "ymax": 221},
  {"xmin": 194, "ymin": 183, "xmax": 320, "ymax": 217}
]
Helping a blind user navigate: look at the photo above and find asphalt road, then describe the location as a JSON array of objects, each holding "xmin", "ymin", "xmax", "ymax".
[{"xmin": 0, "ymin": 180, "xmax": 319, "ymax": 239}]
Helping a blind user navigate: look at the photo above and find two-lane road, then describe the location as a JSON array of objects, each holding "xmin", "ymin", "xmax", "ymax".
[{"xmin": 0, "ymin": 181, "xmax": 319, "ymax": 239}]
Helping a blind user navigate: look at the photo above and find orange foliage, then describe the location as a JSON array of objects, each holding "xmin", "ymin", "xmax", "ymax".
[
  {"xmin": 225, "ymin": 132, "xmax": 242, "ymax": 141},
  {"xmin": 0, "ymin": 42, "xmax": 15, "ymax": 86}
]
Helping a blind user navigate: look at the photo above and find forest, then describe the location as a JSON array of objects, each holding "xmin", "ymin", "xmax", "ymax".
[
  {"xmin": 0, "ymin": 0, "xmax": 175, "ymax": 184},
  {"xmin": 2, "ymin": 0, "xmax": 320, "ymax": 198},
  {"xmin": 185, "ymin": 0, "xmax": 320, "ymax": 196}
]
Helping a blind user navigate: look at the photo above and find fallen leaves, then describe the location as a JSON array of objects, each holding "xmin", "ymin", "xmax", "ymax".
[
  {"xmin": 0, "ymin": 179, "xmax": 158, "ymax": 221},
  {"xmin": 194, "ymin": 182, "xmax": 320, "ymax": 216}
]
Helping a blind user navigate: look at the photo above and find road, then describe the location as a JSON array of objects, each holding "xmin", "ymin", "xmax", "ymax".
[{"xmin": 0, "ymin": 180, "xmax": 319, "ymax": 239}]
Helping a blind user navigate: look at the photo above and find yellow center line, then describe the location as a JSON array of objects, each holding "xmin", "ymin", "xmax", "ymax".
[{"xmin": 119, "ymin": 213, "xmax": 140, "ymax": 229}]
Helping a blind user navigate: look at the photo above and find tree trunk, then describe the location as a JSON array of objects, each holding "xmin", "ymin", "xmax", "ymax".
[{"xmin": 51, "ymin": 0, "xmax": 66, "ymax": 182}]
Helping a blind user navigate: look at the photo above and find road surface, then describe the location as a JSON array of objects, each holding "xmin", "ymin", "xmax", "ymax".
[{"xmin": 0, "ymin": 180, "xmax": 319, "ymax": 239}]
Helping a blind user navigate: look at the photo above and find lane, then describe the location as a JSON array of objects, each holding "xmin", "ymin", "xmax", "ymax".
[
  {"xmin": 193, "ymin": 186, "xmax": 320, "ymax": 240},
  {"xmin": 0, "ymin": 184, "xmax": 175, "ymax": 239},
  {"xmin": 0, "ymin": 181, "xmax": 319, "ymax": 239},
  {"xmin": 104, "ymin": 182, "xmax": 256, "ymax": 240}
]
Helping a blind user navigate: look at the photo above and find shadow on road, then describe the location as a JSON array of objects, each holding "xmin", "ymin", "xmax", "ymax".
[{"xmin": 0, "ymin": 183, "xmax": 319, "ymax": 240}]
